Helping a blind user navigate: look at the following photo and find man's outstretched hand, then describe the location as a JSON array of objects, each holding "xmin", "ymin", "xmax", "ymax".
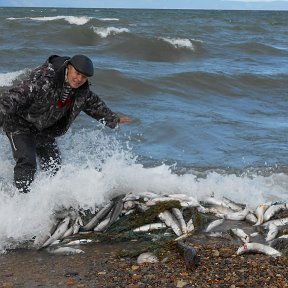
[{"xmin": 119, "ymin": 117, "xmax": 132, "ymax": 123}]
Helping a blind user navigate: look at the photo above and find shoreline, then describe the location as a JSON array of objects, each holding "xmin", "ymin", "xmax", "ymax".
[{"xmin": 0, "ymin": 234, "xmax": 287, "ymax": 287}]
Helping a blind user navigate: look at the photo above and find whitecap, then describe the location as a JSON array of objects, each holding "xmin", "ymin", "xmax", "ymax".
[
  {"xmin": 99, "ymin": 18, "xmax": 119, "ymax": 22},
  {"xmin": 7, "ymin": 16, "xmax": 92, "ymax": 25},
  {"xmin": 160, "ymin": 37, "xmax": 195, "ymax": 50},
  {"xmin": 92, "ymin": 26, "xmax": 129, "ymax": 38}
]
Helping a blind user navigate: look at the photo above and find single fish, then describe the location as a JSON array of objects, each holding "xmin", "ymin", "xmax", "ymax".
[
  {"xmin": 265, "ymin": 223, "xmax": 279, "ymax": 242},
  {"xmin": 62, "ymin": 226, "xmax": 74, "ymax": 239},
  {"xmin": 222, "ymin": 196, "xmax": 245, "ymax": 211},
  {"xmin": 201, "ymin": 196, "xmax": 231, "ymax": 209},
  {"xmin": 94, "ymin": 217, "xmax": 111, "ymax": 232},
  {"xmin": 262, "ymin": 217, "xmax": 288, "ymax": 228},
  {"xmin": 236, "ymin": 242, "xmax": 281, "ymax": 257},
  {"xmin": 205, "ymin": 219, "xmax": 224, "ymax": 233},
  {"xmin": 186, "ymin": 218, "xmax": 195, "ymax": 233},
  {"xmin": 245, "ymin": 212, "xmax": 258, "ymax": 224},
  {"xmin": 263, "ymin": 203, "xmax": 288, "ymax": 222},
  {"xmin": 219, "ymin": 208, "xmax": 249, "ymax": 221},
  {"xmin": 65, "ymin": 239, "xmax": 92, "ymax": 246},
  {"xmin": 230, "ymin": 228, "xmax": 250, "ymax": 243},
  {"xmin": 137, "ymin": 252, "xmax": 159, "ymax": 264},
  {"xmin": 158, "ymin": 210, "xmax": 182, "ymax": 236},
  {"xmin": 138, "ymin": 191, "xmax": 159, "ymax": 199},
  {"xmin": 254, "ymin": 204, "xmax": 270, "ymax": 226},
  {"xmin": 46, "ymin": 246, "xmax": 85, "ymax": 255},
  {"xmin": 133, "ymin": 223, "xmax": 167, "ymax": 232}
]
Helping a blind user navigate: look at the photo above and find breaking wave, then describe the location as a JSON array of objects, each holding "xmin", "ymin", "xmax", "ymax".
[
  {"xmin": 0, "ymin": 69, "xmax": 26, "ymax": 87},
  {"xmin": 0, "ymin": 128, "xmax": 287, "ymax": 252},
  {"xmin": 92, "ymin": 26, "xmax": 130, "ymax": 38},
  {"xmin": 7, "ymin": 15, "xmax": 93, "ymax": 25}
]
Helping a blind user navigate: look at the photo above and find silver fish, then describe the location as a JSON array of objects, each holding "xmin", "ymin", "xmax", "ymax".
[
  {"xmin": 158, "ymin": 210, "xmax": 182, "ymax": 236},
  {"xmin": 133, "ymin": 223, "xmax": 167, "ymax": 232},
  {"xmin": 62, "ymin": 226, "xmax": 74, "ymax": 239},
  {"xmin": 137, "ymin": 252, "xmax": 159, "ymax": 264},
  {"xmin": 42, "ymin": 217, "xmax": 70, "ymax": 248},
  {"xmin": 263, "ymin": 203, "xmax": 288, "ymax": 222},
  {"xmin": 168, "ymin": 194, "xmax": 199, "ymax": 206},
  {"xmin": 230, "ymin": 228, "xmax": 250, "ymax": 243},
  {"xmin": 138, "ymin": 191, "xmax": 159, "ymax": 199},
  {"xmin": 201, "ymin": 196, "xmax": 231, "ymax": 208},
  {"xmin": 46, "ymin": 246, "xmax": 85, "ymax": 255},
  {"xmin": 254, "ymin": 204, "xmax": 270, "ymax": 226},
  {"xmin": 222, "ymin": 196, "xmax": 245, "ymax": 211},
  {"xmin": 186, "ymin": 218, "xmax": 195, "ymax": 233},
  {"xmin": 262, "ymin": 217, "xmax": 288, "ymax": 228},
  {"xmin": 65, "ymin": 239, "xmax": 92, "ymax": 246},
  {"xmin": 123, "ymin": 193, "xmax": 140, "ymax": 202},
  {"xmin": 265, "ymin": 223, "xmax": 279, "ymax": 242},
  {"xmin": 236, "ymin": 242, "xmax": 281, "ymax": 257},
  {"xmin": 93, "ymin": 217, "xmax": 111, "ymax": 232},
  {"xmin": 219, "ymin": 207, "xmax": 249, "ymax": 221},
  {"xmin": 205, "ymin": 219, "xmax": 224, "ymax": 232},
  {"xmin": 245, "ymin": 212, "xmax": 258, "ymax": 224}
]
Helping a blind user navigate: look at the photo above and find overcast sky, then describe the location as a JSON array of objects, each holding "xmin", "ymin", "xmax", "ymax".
[{"xmin": 0, "ymin": 0, "xmax": 288, "ymax": 10}]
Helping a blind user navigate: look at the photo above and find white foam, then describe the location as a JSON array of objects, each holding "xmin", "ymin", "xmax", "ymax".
[
  {"xmin": 92, "ymin": 26, "xmax": 129, "ymax": 38},
  {"xmin": 0, "ymin": 128, "xmax": 286, "ymax": 252},
  {"xmin": 7, "ymin": 16, "xmax": 92, "ymax": 25},
  {"xmin": 99, "ymin": 18, "xmax": 119, "ymax": 22},
  {"xmin": 160, "ymin": 37, "xmax": 195, "ymax": 50},
  {"xmin": 0, "ymin": 69, "xmax": 26, "ymax": 87}
]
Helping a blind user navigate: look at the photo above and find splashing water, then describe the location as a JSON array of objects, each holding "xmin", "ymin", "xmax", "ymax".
[{"xmin": 0, "ymin": 127, "xmax": 287, "ymax": 252}]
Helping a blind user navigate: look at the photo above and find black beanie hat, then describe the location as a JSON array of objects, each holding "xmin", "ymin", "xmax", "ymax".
[{"xmin": 69, "ymin": 55, "xmax": 94, "ymax": 77}]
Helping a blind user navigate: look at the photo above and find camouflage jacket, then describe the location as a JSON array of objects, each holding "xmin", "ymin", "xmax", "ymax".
[{"xmin": 0, "ymin": 55, "xmax": 120, "ymax": 137}]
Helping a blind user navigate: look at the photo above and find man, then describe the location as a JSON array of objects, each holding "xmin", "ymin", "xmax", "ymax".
[{"xmin": 0, "ymin": 54, "xmax": 130, "ymax": 193}]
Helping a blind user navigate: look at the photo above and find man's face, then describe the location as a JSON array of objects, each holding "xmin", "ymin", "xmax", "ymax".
[{"xmin": 67, "ymin": 64, "xmax": 88, "ymax": 89}]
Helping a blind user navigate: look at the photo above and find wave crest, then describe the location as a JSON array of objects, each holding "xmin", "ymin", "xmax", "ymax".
[{"xmin": 92, "ymin": 26, "xmax": 130, "ymax": 38}]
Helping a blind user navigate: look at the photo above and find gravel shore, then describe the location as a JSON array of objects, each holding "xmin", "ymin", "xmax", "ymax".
[{"xmin": 0, "ymin": 235, "xmax": 287, "ymax": 288}]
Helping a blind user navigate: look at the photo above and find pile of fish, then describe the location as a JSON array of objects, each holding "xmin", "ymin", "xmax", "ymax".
[{"xmin": 33, "ymin": 191, "xmax": 288, "ymax": 259}]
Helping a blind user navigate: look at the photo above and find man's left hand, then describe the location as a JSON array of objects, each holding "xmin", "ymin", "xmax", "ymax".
[{"xmin": 119, "ymin": 117, "xmax": 132, "ymax": 123}]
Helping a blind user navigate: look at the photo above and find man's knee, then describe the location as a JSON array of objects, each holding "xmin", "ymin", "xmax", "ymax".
[{"xmin": 7, "ymin": 132, "xmax": 37, "ymax": 193}]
